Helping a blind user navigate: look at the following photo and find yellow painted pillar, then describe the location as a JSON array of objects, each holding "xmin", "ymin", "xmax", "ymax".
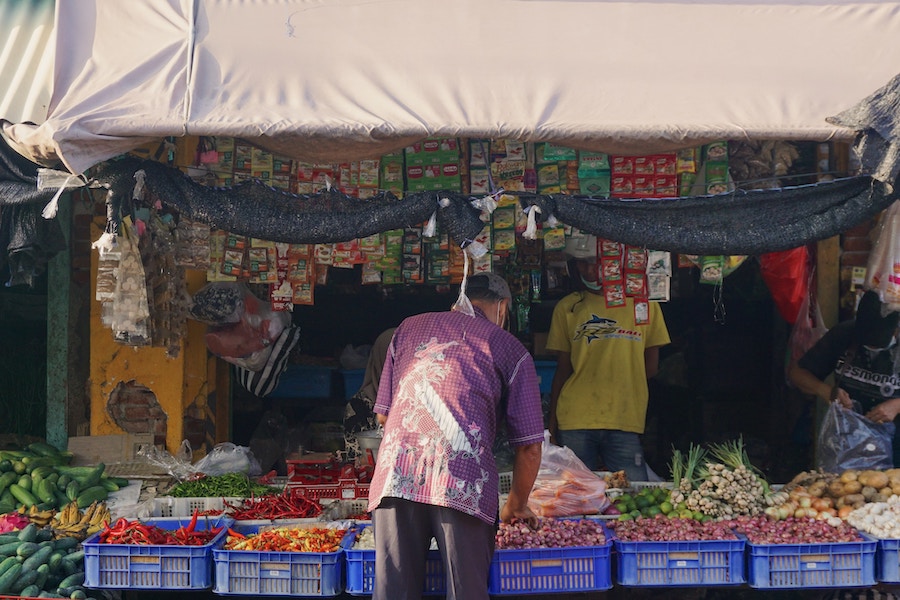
[{"xmin": 89, "ymin": 217, "xmax": 224, "ymax": 455}]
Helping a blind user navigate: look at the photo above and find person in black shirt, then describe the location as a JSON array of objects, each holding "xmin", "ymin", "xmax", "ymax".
[{"xmin": 789, "ymin": 289, "xmax": 900, "ymax": 463}]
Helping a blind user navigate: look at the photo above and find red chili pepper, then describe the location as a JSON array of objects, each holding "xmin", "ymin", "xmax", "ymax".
[{"xmin": 187, "ymin": 509, "xmax": 199, "ymax": 533}]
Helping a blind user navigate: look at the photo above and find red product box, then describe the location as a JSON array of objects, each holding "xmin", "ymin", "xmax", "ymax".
[
  {"xmin": 632, "ymin": 175, "xmax": 656, "ymax": 197},
  {"xmin": 442, "ymin": 163, "xmax": 460, "ymax": 178},
  {"xmin": 653, "ymin": 175, "xmax": 678, "ymax": 197},
  {"xmin": 611, "ymin": 175, "xmax": 634, "ymax": 197},
  {"xmin": 406, "ymin": 165, "xmax": 424, "ymax": 181},
  {"xmin": 611, "ymin": 156, "xmax": 635, "ymax": 175},
  {"xmin": 652, "ymin": 154, "xmax": 677, "ymax": 176},
  {"xmin": 633, "ymin": 156, "xmax": 654, "ymax": 175}
]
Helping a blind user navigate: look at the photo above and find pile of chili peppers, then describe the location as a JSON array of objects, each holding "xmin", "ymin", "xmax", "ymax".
[
  {"xmin": 224, "ymin": 526, "xmax": 347, "ymax": 553},
  {"xmin": 226, "ymin": 489, "xmax": 322, "ymax": 521},
  {"xmin": 99, "ymin": 510, "xmax": 222, "ymax": 546}
]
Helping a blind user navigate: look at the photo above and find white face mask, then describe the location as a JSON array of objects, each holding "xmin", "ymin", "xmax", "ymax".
[{"xmin": 580, "ymin": 275, "xmax": 602, "ymax": 291}]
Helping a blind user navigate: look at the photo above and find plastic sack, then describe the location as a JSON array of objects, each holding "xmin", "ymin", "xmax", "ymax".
[
  {"xmin": 866, "ymin": 201, "xmax": 900, "ymax": 312},
  {"xmin": 785, "ymin": 275, "xmax": 828, "ymax": 386},
  {"xmin": 527, "ymin": 431, "xmax": 610, "ymax": 517},
  {"xmin": 193, "ymin": 442, "xmax": 261, "ymax": 476},
  {"xmin": 136, "ymin": 440, "xmax": 197, "ymax": 481},
  {"xmin": 816, "ymin": 401, "xmax": 895, "ymax": 473}
]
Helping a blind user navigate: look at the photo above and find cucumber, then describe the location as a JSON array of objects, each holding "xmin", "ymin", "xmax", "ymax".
[
  {"xmin": 0, "ymin": 563, "xmax": 22, "ymax": 594},
  {"xmin": 37, "ymin": 479, "xmax": 56, "ymax": 505},
  {"xmin": 0, "ymin": 542, "xmax": 20, "ymax": 556},
  {"xmin": 22, "ymin": 545, "xmax": 53, "ymax": 571},
  {"xmin": 47, "ymin": 552, "xmax": 63, "ymax": 573},
  {"xmin": 17, "ymin": 474, "xmax": 32, "ymax": 492},
  {"xmin": 0, "ymin": 555, "xmax": 19, "ymax": 575},
  {"xmin": 107, "ymin": 477, "xmax": 130, "ymax": 488},
  {"xmin": 65, "ymin": 481, "xmax": 80, "ymax": 502},
  {"xmin": 53, "ymin": 537, "xmax": 79, "ymax": 552},
  {"xmin": 10, "ymin": 568, "xmax": 38, "ymax": 594},
  {"xmin": 1, "ymin": 490, "xmax": 14, "ymax": 506},
  {"xmin": 99, "ymin": 478, "xmax": 119, "ymax": 492},
  {"xmin": 59, "ymin": 558, "xmax": 76, "ymax": 577},
  {"xmin": 0, "ymin": 460, "xmax": 11, "ymax": 473},
  {"xmin": 9, "ymin": 483, "xmax": 38, "ymax": 508},
  {"xmin": 18, "ymin": 524, "xmax": 39, "ymax": 543},
  {"xmin": 69, "ymin": 590, "xmax": 87, "ymax": 600},
  {"xmin": 63, "ymin": 549, "xmax": 83, "ymax": 564},
  {"xmin": 27, "ymin": 442, "xmax": 62, "ymax": 458},
  {"xmin": 58, "ymin": 571, "xmax": 84, "ymax": 589},
  {"xmin": 30, "ymin": 466, "xmax": 56, "ymax": 481},
  {"xmin": 36, "ymin": 529, "xmax": 53, "ymax": 543},
  {"xmin": 56, "ymin": 475, "xmax": 71, "ymax": 490},
  {"xmin": 16, "ymin": 541, "xmax": 40, "ymax": 558},
  {"xmin": 12, "ymin": 461, "xmax": 26, "ymax": 475},
  {"xmin": 75, "ymin": 486, "xmax": 108, "ymax": 509},
  {"xmin": 0, "ymin": 471, "xmax": 17, "ymax": 496},
  {"xmin": 19, "ymin": 583, "xmax": 40, "ymax": 597},
  {"xmin": 34, "ymin": 562, "xmax": 50, "ymax": 589}
]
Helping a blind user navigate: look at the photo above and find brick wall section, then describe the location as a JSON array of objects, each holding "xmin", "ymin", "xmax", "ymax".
[{"xmin": 106, "ymin": 381, "xmax": 168, "ymax": 447}]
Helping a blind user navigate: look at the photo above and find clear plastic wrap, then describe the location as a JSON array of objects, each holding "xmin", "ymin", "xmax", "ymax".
[{"xmin": 527, "ymin": 432, "xmax": 610, "ymax": 517}]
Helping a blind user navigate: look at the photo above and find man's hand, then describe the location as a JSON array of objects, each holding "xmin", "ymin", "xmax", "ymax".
[
  {"xmin": 832, "ymin": 387, "xmax": 853, "ymax": 410},
  {"xmin": 500, "ymin": 498, "xmax": 538, "ymax": 528},
  {"xmin": 866, "ymin": 398, "xmax": 900, "ymax": 424}
]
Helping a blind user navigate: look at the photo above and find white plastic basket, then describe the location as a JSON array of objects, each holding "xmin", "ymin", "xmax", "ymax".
[{"xmin": 151, "ymin": 496, "xmax": 242, "ymax": 518}]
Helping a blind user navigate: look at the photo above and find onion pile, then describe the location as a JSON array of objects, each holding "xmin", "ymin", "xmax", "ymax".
[
  {"xmin": 609, "ymin": 515, "xmax": 737, "ymax": 542},
  {"xmin": 727, "ymin": 515, "xmax": 863, "ymax": 544},
  {"xmin": 495, "ymin": 518, "xmax": 606, "ymax": 549}
]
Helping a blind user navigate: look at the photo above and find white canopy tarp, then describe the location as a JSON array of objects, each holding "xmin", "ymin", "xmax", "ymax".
[{"xmin": 5, "ymin": 0, "xmax": 900, "ymax": 176}]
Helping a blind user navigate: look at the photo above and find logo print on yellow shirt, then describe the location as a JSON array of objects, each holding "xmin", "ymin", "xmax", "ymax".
[{"xmin": 574, "ymin": 315, "xmax": 617, "ymax": 343}]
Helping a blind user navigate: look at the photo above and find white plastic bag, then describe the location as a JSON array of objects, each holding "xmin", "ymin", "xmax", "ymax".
[
  {"xmin": 866, "ymin": 201, "xmax": 900, "ymax": 311},
  {"xmin": 193, "ymin": 442, "xmax": 262, "ymax": 476}
]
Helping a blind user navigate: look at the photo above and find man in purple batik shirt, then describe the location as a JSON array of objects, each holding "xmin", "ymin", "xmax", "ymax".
[{"xmin": 368, "ymin": 272, "xmax": 544, "ymax": 600}]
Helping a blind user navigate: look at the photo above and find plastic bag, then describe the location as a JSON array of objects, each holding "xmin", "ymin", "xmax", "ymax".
[
  {"xmin": 193, "ymin": 442, "xmax": 262, "ymax": 476},
  {"xmin": 785, "ymin": 276, "xmax": 828, "ymax": 386},
  {"xmin": 527, "ymin": 431, "xmax": 610, "ymax": 517},
  {"xmin": 816, "ymin": 401, "xmax": 895, "ymax": 473},
  {"xmin": 136, "ymin": 440, "xmax": 197, "ymax": 481},
  {"xmin": 866, "ymin": 201, "xmax": 900, "ymax": 312}
]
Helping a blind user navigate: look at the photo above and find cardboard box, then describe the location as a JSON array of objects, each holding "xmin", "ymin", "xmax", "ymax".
[{"xmin": 67, "ymin": 433, "xmax": 155, "ymax": 466}]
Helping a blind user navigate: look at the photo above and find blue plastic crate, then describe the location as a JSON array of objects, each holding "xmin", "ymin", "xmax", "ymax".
[
  {"xmin": 344, "ymin": 525, "xmax": 446, "ymax": 596},
  {"xmin": 614, "ymin": 538, "xmax": 745, "ymax": 587},
  {"xmin": 534, "ymin": 360, "xmax": 556, "ymax": 395},
  {"xmin": 746, "ymin": 536, "xmax": 877, "ymax": 589},
  {"xmin": 339, "ymin": 369, "xmax": 365, "ymax": 400},
  {"xmin": 82, "ymin": 516, "xmax": 230, "ymax": 590},
  {"xmin": 268, "ymin": 365, "xmax": 334, "ymax": 399},
  {"xmin": 878, "ymin": 537, "xmax": 900, "ymax": 583},
  {"xmin": 212, "ymin": 522, "xmax": 351, "ymax": 596},
  {"xmin": 488, "ymin": 536, "xmax": 612, "ymax": 595}
]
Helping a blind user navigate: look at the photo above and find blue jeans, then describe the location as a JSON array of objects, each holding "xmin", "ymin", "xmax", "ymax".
[{"xmin": 557, "ymin": 429, "xmax": 649, "ymax": 482}]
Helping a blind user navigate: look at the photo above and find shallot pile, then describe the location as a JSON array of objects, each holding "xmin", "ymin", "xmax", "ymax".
[
  {"xmin": 495, "ymin": 518, "xmax": 606, "ymax": 549},
  {"xmin": 609, "ymin": 515, "xmax": 737, "ymax": 542},
  {"xmin": 727, "ymin": 515, "xmax": 863, "ymax": 544}
]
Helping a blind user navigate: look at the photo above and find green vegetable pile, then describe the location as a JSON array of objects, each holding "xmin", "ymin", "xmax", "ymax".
[{"xmin": 168, "ymin": 473, "xmax": 279, "ymax": 498}]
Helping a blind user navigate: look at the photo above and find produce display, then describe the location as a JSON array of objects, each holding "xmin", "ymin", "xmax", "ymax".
[
  {"xmin": 223, "ymin": 525, "xmax": 347, "ymax": 552},
  {"xmin": 494, "ymin": 518, "xmax": 607, "ymax": 549},
  {"xmin": 846, "ymin": 496, "xmax": 900, "ymax": 538},
  {"xmin": 48, "ymin": 500, "xmax": 111, "ymax": 541},
  {"xmin": 610, "ymin": 486, "xmax": 685, "ymax": 520},
  {"xmin": 0, "ymin": 443, "xmax": 123, "ymax": 514},
  {"xmin": 224, "ymin": 488, "xmax": 323, "ymax": 520},
  {"xmin": 98, "ymin": 512, "xmax": 222, "ymax": 545},
  {"xmin": 728, "ymin": 515, "xmax": 863, "ymax": 544},
  {"xmin": 0, "ymin": 523, "xmax": 93, "ymax": 599},
  {"xmin": 167, "ymin": 472, "xmax": 279, "ymax": 498},
  {"xmin": 609, "ymin": 516, "xmax": 737, "ymax": 541},
  {"xmin": 669, "ymin": 439, "xmax": 773, "ymax": 519}
]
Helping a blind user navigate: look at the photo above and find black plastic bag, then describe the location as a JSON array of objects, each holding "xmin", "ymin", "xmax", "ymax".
[{"xmin": 817, "ymin": 401, "xmax": 895, "ymax": 472}]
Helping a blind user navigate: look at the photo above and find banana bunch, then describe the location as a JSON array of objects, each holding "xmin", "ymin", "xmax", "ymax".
[
  {"xmin": 50, "ymin": 500, "xmax": 111, "ymax": 540},
  {"xmin": 17, "ymin": 503, "xmax": 55, "ymax": 527}
]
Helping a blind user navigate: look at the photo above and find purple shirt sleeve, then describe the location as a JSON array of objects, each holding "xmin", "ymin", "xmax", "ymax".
[
  {"xmin": 504, "ymin": 352, "xmax": 545, "ymax": 447},
  {"xmin": 373, "ymin": 335, "xmax": 396, "ymax": 416}
]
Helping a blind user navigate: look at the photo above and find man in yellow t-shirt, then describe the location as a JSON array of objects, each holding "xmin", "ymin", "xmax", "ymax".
[{"xmin": 546, "ymin": 235, "xmax": 670, "ymax": 481}]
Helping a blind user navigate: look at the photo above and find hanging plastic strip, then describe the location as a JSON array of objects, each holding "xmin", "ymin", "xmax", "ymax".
[{"xmin": 37, "ymin": 168, "xmax": 87, "ymax": 219}]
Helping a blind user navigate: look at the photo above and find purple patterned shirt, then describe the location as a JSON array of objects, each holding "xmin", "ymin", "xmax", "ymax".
[{"xmin": 367, "ymin": 307, "xmax": 544, "ymax": 524}]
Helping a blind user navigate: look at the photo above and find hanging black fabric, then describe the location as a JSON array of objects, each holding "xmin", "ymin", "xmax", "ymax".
[{"xmin": 0, "ymin": 134, "xmax": 66, "ymax": 287}]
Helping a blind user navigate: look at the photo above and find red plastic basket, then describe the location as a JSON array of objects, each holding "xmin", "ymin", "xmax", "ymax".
[{"xmin": 286, "ymin": 478, "xmax": 370, "ymax": 501}]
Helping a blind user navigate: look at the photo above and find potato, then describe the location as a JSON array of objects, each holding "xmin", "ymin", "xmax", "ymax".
[
  {"xmin": 860, "ymin": 470, "xmax": 889, "ymax": 490},
  {"xmin": 862, "ymin": 486, "xmax": 877, "ymax": 500},
  {"xmin": 829, "ymin": 480, "xmax": 845, "ymax": 497},
  {"xmin": 841, "ymin": 480, "xmax": 862, "ymax": 495},
  {"xmin": 881, "ymin": 486, "xmax": 894, "ymax": 498},
  {"xmin": 891, "ymin": 483, "xmax": 900, "ymax": 496},
  {"xmin": 843, "ymin": 493, "xmax": 866, "ymax": 507},
  {"xmin": 840, "ymin": 470, "xmax": 859, "ymax": 483},
  {"xmin": 808, "ymin": 480, "xmax": 827, "ymax": 497}
]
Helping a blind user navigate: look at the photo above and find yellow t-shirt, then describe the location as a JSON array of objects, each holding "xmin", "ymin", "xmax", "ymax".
[{"xmin": 545, "ymin": 292, "xmax": 670, "ymax": 433}]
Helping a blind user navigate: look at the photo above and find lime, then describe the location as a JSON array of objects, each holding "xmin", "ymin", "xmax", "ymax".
[
  {"xmin": 678, "ymin": 509, "xmax": 693, "ymax": 519},
  {"xmin": 676, "ymin": 502, "xmax": 687, "ymax": 512},
  {"xmin": 659, "ymin": 501, "xmax": 674, "ymax": 514},
  {"xmin": 618, "ymin": 513, "xmax": 633, "ymax": 521},
  {"xmin": 630, "ymin": 509, "xmax": 642, "ymax": 519},
  {"xmin": 647, "ymin": 506, "xmax": 662, "ymax": 517},
  {"xmin": 615, "ymin": 501, "xmax": 630, "ymax": 514},
  {"xmin": 635, "ymin": 496, "xmax": 651, "ymax": 509},
  {"xmin": 692, "ymin": 511, "xmax": 705, "ymax": 521}
]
